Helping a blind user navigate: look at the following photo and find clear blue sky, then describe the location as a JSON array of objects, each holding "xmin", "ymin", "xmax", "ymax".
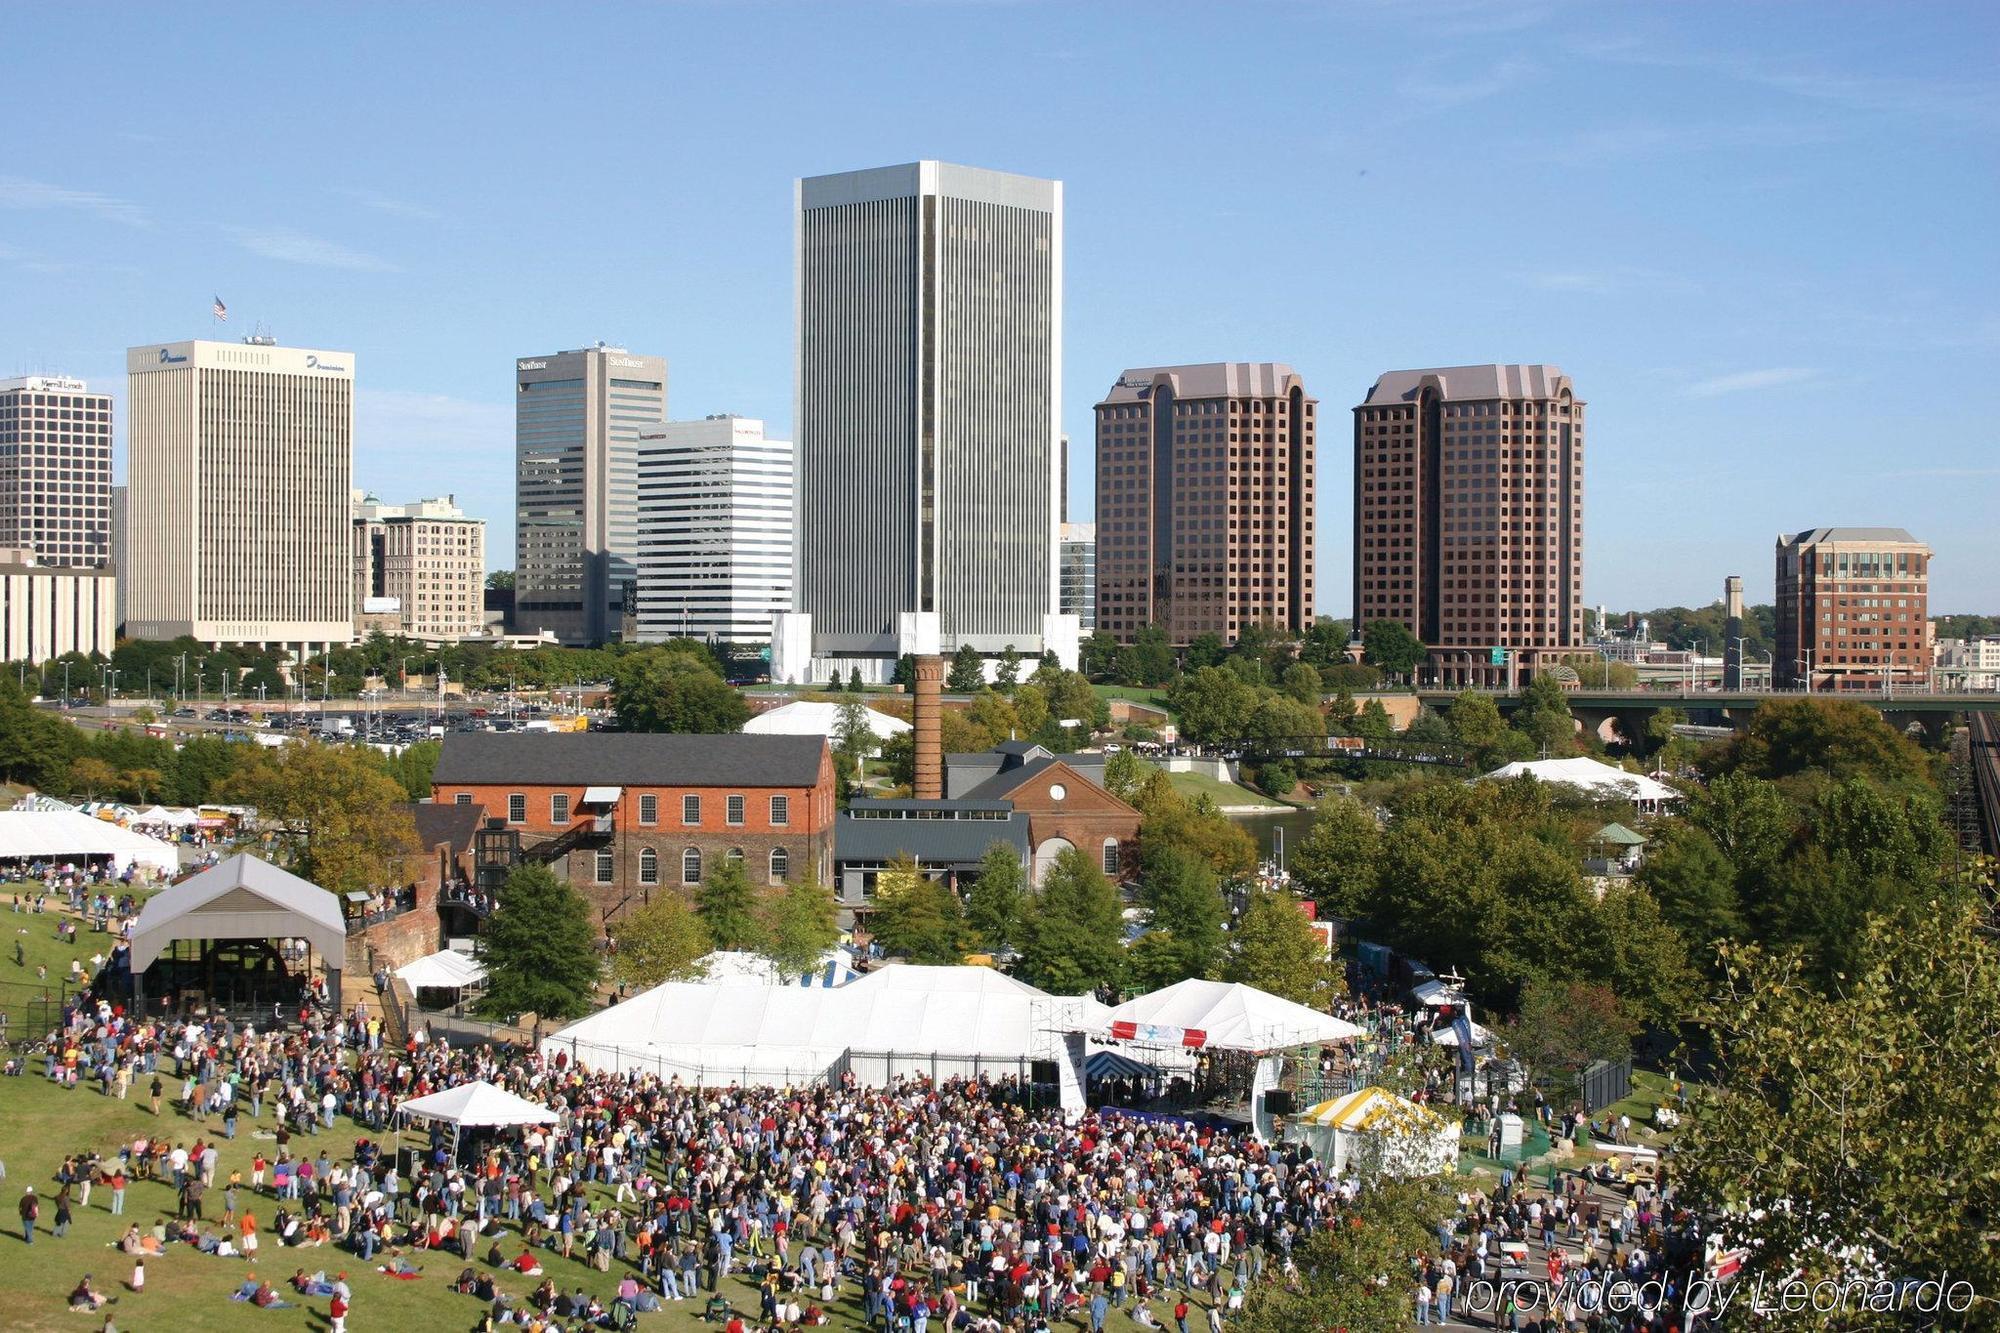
[{"xmin": 3, "ymin": 1, "xmax": 1995, "ymax": 613}]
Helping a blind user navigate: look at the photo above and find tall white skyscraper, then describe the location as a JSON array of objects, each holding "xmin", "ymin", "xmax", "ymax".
[
  {"xmin": 124, "ymin": 339, "xmax": 354, "ymax": 650},
  {"xmin": 776, "ymin": 161, "xmax": 1072, "ymax": 684},
  {"xmin": 634, "ymin": 415, "xmax": 793, "ymax": 647},
  {"xmin": 515, "ymin": 344, "xmax": 667, "ymax": 645}
]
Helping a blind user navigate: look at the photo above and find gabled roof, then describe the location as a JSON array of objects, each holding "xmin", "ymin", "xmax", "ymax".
[
  {"xmin": 129, "ymin": 853, "xmax": 347, "ymax": 971},
  {"xmin": 432, "ymin": 732, "xmax": 827, "ymax": 788},
  {"xmin": 1591, "ymin": 822, "xmax": 1648, "ymax": 846},
  {"xmin": 396, "ymin": 1079, "xmax": 558, "ymax": 1128},
  {"xmin": 410, "ymin": 802, "xmax": 485, "ymax": 854}
]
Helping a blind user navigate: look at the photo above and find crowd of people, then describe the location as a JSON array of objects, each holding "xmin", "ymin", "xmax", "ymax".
[{"xmin": 8, "ymin": 893, "xmax": 1715, "ymax": 1332}]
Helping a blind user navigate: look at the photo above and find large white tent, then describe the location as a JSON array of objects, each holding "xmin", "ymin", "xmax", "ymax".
[
  {"xmin": 1479, "ymin": 757, "xmax": 1679, "ymax": 811},
  {"xmin": 745, "ymin": 699, "xmax": 910, "ymax": 742},
  {"xmin": 1291, "ymin": 1087, "xmax": 1460, "ymax": 1178},
  {"xmin": 1102, "ymin": 978, "xmax": 1363, "ymax": 1053},
  {"xmin": 0, "ymin": 809, "xmax": 179, "ymax": 876},
  {"xmin": 544, "ymin": 963, "xmax": 1089, "ymax": 1107},
  {"xmin": 128, "ymin": 854, "xmax": 349, "ymax": 1007},
  {"xmin": 695, "ymin": 948, "xmax": 860, "ymax": 989}
]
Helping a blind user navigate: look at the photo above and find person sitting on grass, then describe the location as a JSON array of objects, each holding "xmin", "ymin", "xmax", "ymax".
[
  {"xmin": 69, "ymin": 1274, "xmax": 110, "ymax": 1311},
  {"xmin": 511, "ymin": 1248, "xmax": 544, "ymax": 1276}
]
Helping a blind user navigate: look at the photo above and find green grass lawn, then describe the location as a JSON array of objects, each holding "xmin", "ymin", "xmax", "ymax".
[
  {"xmin": 1162, "ymin": 769, "xmax": 1287, "ymax": 809},
  {"xmin": 1089, "ymin": 685, "xmax": 1168, "ymax": 709},
  {"xmin": 0, "ymin": 898, "xmax": 1226, "ymax": 1331}
]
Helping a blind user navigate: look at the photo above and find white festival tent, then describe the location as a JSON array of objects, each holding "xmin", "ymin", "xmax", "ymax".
[
  {"xmin": 0, "ymin": 809, "xmax": 180, "ymax": 876},
  {"xmin": 395, "ymin": 949, "xmax": 489, "ymax": 992},
  {"xmin": 744, "ymin": 700, "xmax": 911, "ymax": 742},
  {"xmin": 396, "ymin": 1079, "xmax": 559, "ymax": 1157},
  {"xmin": 695, "ymin": 948, "xmax": 861, "ymax": 989},
  {"xmin": 1478, "ymin": 757, "xmax": 1680, "ymax": 811},
  {"xmin": 1101, "ymin": 978, "xmax": 1363, "ymax": 1053},
  {"xmin": 543, "ymin": 964, "xmax": 1091, "ymax": 1111},
  {"xmin": 1291, "ymin": 1086, "xmax": 1461, "ymax": 1178}
]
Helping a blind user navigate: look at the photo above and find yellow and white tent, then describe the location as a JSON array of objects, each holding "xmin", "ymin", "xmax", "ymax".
[{"xmin": 1292, "ymin": 1086, "xmax": 1460, "ymax": 1178}]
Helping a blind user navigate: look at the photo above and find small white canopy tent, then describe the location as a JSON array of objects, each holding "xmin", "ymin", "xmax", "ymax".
[
  {"xmin": 395, "ymin": 949, "xmax": 488, "ymax": 991},
  {"xmin": 1292, "ymin": 1086, "xmax": 1460, "ymax": 1178},
  {"xmin": 1478, "ymin": 757, "xmax": 1680, "ymax": 811},
  {"xmin": 396, "ymin": 1079, "xmax": 559, "ymax": 1159},
  {"xmin": 1103, "ymin": 978, "xmax": 1363, "ymax": 1052},
  {"xmin": 128, "ymin": 853, "xmax": 349, "ymax": 1007},
  {"xmin": 0, "ymin": 809, "xmax": 179, "ymax": 876}
]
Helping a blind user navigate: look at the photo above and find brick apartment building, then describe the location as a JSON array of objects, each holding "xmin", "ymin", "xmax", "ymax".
[
  {"xmin": 1775, "ymin": 527, "xmax": 1932, "ymax": 690},
  {"xmin": 1094, "ymin": 363, "xmax": 1316, "ymax": 643},
  {"xmin": 431, "ymin": 732, "xmax": 836, "ymax": 923}
]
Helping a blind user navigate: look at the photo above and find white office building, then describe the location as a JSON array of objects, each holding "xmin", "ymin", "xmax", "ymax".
[
  {"xmin": 515, "ymin": 344, "xmax": 667, "ymax": 645},
  {"xmin": 1060, "ymin": 522, "xmax": 1096, "ymax": 631},
  {"xmin": 776, "ymin": 161, "xmax": 1076, "ymax": 685},
  {"xmin": 352, "ymin": 492, "xmax": 487, "ymax": 640},
  {"xmin": 125, "ymin": 339, "xmax": 354, "ymax": 651},
  {"xmin": 0, "ymin": 550, "xmax": 116, "ymax": 665},
  {"xmin": 634, "ymin": 415, "xmax": 793, "ymax": 647}
]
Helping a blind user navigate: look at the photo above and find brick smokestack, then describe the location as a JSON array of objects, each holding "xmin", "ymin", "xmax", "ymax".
[{"xmin": 914, "ymin": 655, "xmax": 944, "ymax": 799}]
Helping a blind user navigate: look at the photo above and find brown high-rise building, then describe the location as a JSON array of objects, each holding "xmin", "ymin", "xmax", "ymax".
[
  {"xmin": 0, "ymin": 375, "xmax": 113, "ymax": 568},
  {"xmin": 1094, "ymin": 363, "xmax": 1315, "ymax": 643},
  {"xmin": 1774, "ymin": 527, "xmax": 1931, "ymax": 691},
  {"xmin": 1353, "ymin": 365, "xmax": 1584, "ymax": 686}
]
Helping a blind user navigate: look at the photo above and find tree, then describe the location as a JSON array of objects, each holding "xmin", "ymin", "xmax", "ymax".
[
  {"xmin": 384, "ymin": 738, "xmax": 441, "ymax": 800},
  {"xmin": 1643, "ymin": 705, "xmax": 1686, "ymax": 755},
  {"xmin": 608, "ymin": 892, "xmax": 711, "ymax": 990},
  {"xmin": 0, "ymin": 677, "xmax": 77, "ymax": 786},
  {"xmin": 1573, "ymin": 659, "xmax": 1638, "ymax": 688},
  {"xmin": 1128, "ymin": 768, "xmax": 1256, "ymax": 876},
  {"xmin": 1298, "ymin": 617, "xmax": 1351, "ymax": 670},
  {"xmin": 1290, "ymin": 798, "xmax": 1381, "ymax": 920},
  {"xmin": 1127, "ymin": 845, "xmax": 1225, "ymax": 989},
  {"xmin": 1594, "ymin": 883, "xmax": 1700, "ymax": 1028},
  {"xmin": 68, "ymin": 756, "xmax": 121, "ymax": 798},
  {"xmin": 1079, "ymin": 630, "xmax": 1120, "ymax": 681},
  {"xmin": 890, "ymin": 654, "xmax": 916, "ymax": 690},
  {"xmin": 1167, "ymin": 667, "xmax": 1259, "ymax": 745},
  {"xmin": 479, "ymin": 863, "xmax": 600, "ymax": 1021},
  {"xmin": 1234, "ymin": 1178, "xmax": 1454, "ymax": 1333},
  {"xmin": 870, "ymin": 861, "xmax": 970, "ymax": 964},
  {"xmin": 612, "ymin": 648, "xmax": 749, "ymax": 734},
  {"xmin": 232, "ymin": 743, "xmax": 418, "ymax": 897},
  {"xmin": 1447, "ymin": 690, "xmax": 1512, "ymax": 768},
  {"xmin": 1243, "ymin": 692, "xmax": 1324, "ymax": 759},
  {"xmin": 1636, "ymin": 823, "xmax": 1745, "ymax": 960},
  {"xmin": 941, "ymin": 644, "xmax": 982, "ymax": 693},
  {"xmin": 1503, "ymin": 978, "xmax": 1636, "ymax": 1102},
  {"xmin": 1700, "ymin": 697, "xmax": 1932, "ymax": 790},
  {"xmin": 1362, "ymin": 619, "xmax": 1425, "ymax": 682},
  {"xmin": 1113, "ymin": 624, "xmax": 1176, "ymax": 687},
  {"xmin": 1511, "ymin": 672, "xmax": 1577, "ymax": 756},
  {"xmin": 994, "ymin": 644, "xmax": 1021, "ymax": 692},
  {"xmin": 1353, "ymin": 697, "xmax": 1394, "ymax": 743},
  {"xmin": 759, "ymin": 872, "xmax": 839, "ymax": 981},
  {"xmin": 846, "ymin": 666, "xmax": 863, "ymax": 693},
  {"xmin": 1226, "ymin": 889, "xmax": 1342, "ymax": 1007},
  {"xmin": 833, "ymin": 696, "xmax": 881, "ymax": 766},
  {"xmin": 1184, "ymin": 632, "xmax": 1228, "ymax": 670},
  {"xmin": 694, "ymin": 855, "xmax": 764, "ymax": 952},
  {"xmin": 964, "ymin": 843, "xmax": 1027, "ymax": 954},
  {"xmin": 122, "ymin": 767, "xmax": 166, "ymax": 803},
  {"xmin": 1015, "ymin": 847, "xmax": 1125, "ymax": 994},
  {"xmin": 1675, "ymin": 902, "xmax": 2000, "ymax": 1320},
  {"xmin": 878, "ymin": 731, "xmax": 915, "ymax": 790}
]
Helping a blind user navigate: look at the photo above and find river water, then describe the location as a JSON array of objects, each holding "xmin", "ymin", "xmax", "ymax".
[{"xmin": 1231, "ymin": 807, "xmax": 1319, "ymax": 871}]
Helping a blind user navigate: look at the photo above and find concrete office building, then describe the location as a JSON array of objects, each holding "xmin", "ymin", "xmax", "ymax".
[
  {"xmin": 352, "ymin": 492, "xmax": 487, "ymax": 640},
  {"xmin": 0, "ymin": 550, "xmax": 116, "ymax": 665},
  {"xmin": 1775, "ymin": 527, "xmax": 1931, "ymax": 691},
  {"xmin": 1095, "ymin": 363, "xmax": 1316, "ymax": 643},
  {"xmin": 109, "ymin": 484, "xmax": 127, "ymax": 629},
  {"xmin": 515, "ymin": 344, "xmax": 667, "ymax": 645},
  {"xmin": 1353, "ymin": 365, "xmax": 1585, "ymax": 686},
  {"xmin": 125, "ymin": 339, "xmax": 354, "ymax": 650},
  {"xmin": 1059, "ymin": 522, "xmax": 1096, "ymax": 631},
  {"xmin": 634, "ymin": 415, "xmax": 793, "ymax": 647},
  {"xmin": 775, "ymin": 160, "xmax": 1073, "ymax": 685},
  {"xmin": 0, "ymin": 375, "xmax": 113, "ymax": 569}
]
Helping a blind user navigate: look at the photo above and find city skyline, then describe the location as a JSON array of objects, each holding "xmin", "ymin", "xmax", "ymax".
[{"xmin": 1, "ymin": 3, "xmax": 1995, "ymax": 613}]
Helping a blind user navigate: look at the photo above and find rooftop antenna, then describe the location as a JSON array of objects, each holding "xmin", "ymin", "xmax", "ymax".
[{"xmin": 245, "ymin": 320, "xmax": 277, "ymax": 347}]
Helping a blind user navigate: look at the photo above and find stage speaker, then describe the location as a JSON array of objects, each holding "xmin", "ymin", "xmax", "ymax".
[
  {"xmin": 1030, "ymin": 1060, "xmax": 1060, "ymax": 1084},
  {"xmin": 1262, "ymin": 1089, "xmax": 1296, "ymax": 1116}
]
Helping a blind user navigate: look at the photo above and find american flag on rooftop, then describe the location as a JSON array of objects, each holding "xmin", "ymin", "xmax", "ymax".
[{"xmin": 212, "ymin": 296, "xmax": 228, "ymax": 322}]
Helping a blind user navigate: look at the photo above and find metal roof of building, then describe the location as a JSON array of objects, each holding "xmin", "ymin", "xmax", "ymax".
[
  {"xmin": 1359, "ymin": 364, "xmax": 1575, "ymax": 406},
  {"xmin": 432, "ymin": 732, "xmax": 827, "ymax": 788},
  {"xmin": 1099, "ymin": 362, "xmax": 1306, "ymax": 405},
  {"xmin": 835, "ymin": 808, "xmax": 1030, "ymax": 866},
  {"xmin": 1779, "ymin": 527, "xmax": 1924, "ymax": 547}
]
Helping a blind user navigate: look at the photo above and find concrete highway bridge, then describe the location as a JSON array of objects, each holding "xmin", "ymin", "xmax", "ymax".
[{"xmin": 1414, "ymin": 687, "xmax": 2000, "ymax": 745}]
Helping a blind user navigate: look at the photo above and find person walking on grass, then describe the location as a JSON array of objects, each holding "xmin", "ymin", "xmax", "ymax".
[{"xmin": 20, "ymin": 1185, "xmax": 39, "ymax": 1244}]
